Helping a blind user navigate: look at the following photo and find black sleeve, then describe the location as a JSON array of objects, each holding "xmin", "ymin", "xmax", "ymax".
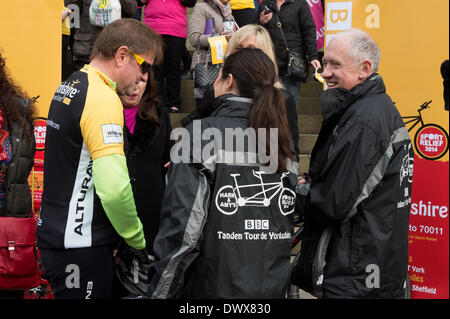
[
  {"xmin": 120, "ymin": 0, "xmax": 137, "ymax": 17},
  {"xmin": 180, "ymin": 0, "xmax": 197, "ymax": 7},
  {"xmin": 160, "ymin": 108, "xmax": 174, "ymax": 176},
  {"xmin": 298, "ymin": 0, "xmax": 318, "ymax": 62},
  {"xmin": 282, "ymin": 89, "xmax": 299, "ymax": 159},
  {"xmin": 180, "ymin": 85, "xmax": 216, "ymax": 127},
  {"xmin": 306, "ymin": 123, "xmax": 384, "ymax": 225}
]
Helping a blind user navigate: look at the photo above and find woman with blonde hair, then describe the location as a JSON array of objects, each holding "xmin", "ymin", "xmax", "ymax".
[
  {"xmin": 182, "ymin": 24, "xmax": 299, "ymax": 157},
  {"xmin": 225, "ymin": 24, "xmax": 276, "ymax": 70}
]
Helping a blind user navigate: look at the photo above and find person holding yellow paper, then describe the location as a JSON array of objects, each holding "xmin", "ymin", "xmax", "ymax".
[{"xmin": 188, "ymin": 0, "xmax": 236, "ymax": 106}]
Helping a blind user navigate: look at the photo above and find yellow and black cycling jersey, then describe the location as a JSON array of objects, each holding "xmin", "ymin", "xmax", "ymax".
[{"xmin": 37, "ymin": 65, "xmax": 144, "ymax": 250}]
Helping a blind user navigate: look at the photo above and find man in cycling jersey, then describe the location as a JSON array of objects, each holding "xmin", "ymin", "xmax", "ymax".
[{"xmin": 37, "ymin": 18, "xmax": 163, "ymax": 299}]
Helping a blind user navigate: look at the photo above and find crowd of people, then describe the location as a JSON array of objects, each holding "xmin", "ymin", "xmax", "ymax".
[{"xmin": 0, "ymin": 0, "xmax": 413, "ymax": 300}]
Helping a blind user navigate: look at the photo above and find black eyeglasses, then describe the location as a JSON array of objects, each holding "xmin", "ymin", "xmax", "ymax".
[{"xmin": 128, "ymin": 49, "xmax": 152, "ymax": 74}]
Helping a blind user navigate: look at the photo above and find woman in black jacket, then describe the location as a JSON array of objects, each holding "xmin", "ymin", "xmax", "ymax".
[
  {"xmin": 148, "ymin": 48, "xmax": 298, "ymax": 299},
  {"xmin": 257, "ymin": 0, "xmax": 321, "ymax": 105},
  {"xmin": 119, "ymin": 70, "xmax": 173, "ymax": 255}
]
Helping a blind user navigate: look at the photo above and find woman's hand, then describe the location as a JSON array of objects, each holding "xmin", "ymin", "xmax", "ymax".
[
  {"xmin": 220, "ymin": 30, "xmax": 234, "ymax": 40},
  {"xmin": 259, "ymin": 10, "xmax": 273, "ymax": 25},
  {"xmin": 62, "ymin": 8, "xmax": 72, "ymax": 22},
  {"xmin": 310, "ymin": 59, "xmax": 321, "ymax": 70}
]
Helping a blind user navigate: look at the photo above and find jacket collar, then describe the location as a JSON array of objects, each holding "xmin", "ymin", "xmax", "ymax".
[
  {"xmin": 319, "ymin": 73, "xmax": 386, "ymax": 122},
  {"xmin": 210, "ymin": 94, "xmax": 253, "ymax": 119}
]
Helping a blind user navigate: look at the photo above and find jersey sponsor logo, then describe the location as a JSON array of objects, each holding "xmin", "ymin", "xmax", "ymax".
[
  {"xmin": 73, "ymin": 158, "xmax": 93, "ymax": 236},
  {"xmin": 65, "ymin": 144, "xmax": 94, "ymax": 248},
  {"xmin": 53, "ymin": 79, "xmax": 81, "ymax": 105},
  {"xmin": 101, "ymin": 124, "xmax": 123, "ymax": 144}
]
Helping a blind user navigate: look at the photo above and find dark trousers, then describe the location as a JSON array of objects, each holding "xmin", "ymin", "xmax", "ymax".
[
  {"xmin": 39, "ymin": 246, "xmax": 115, "ymax": 299},
  {"xmin": 62, "ymin": 35, "xmax": 72, "ymax": 82},
  {"xmin": 153, "ymin": 35, "xmax": 186, "ymax": 109},
  {"xmin": 232, "ymin": 8, "xmax": 257, "ymax": 27}
]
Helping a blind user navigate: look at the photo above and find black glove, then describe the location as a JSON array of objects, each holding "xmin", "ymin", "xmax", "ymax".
[
  {"xmin": 129, "ymin": 246, "xmax": 150, "ymax": 265},
  {"xmin": 115, "ymin": 241, "xmax": 150, "ymax": 266}
]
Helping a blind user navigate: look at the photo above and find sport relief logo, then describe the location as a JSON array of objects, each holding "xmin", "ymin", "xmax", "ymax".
[
  {"xmin": 215, "ymin": 170, "xmax": 296, "ymax": 216},
  {"xmin": 34, "ymin": 118, "xmax": 47, "ymax": 151},
  {"xmin": 415, "ymin": 126, "xmax": 448, "ymax": 160},
  {"xmin": 402, "ymin": 101, "xmax": 449, "ymax": 161}
]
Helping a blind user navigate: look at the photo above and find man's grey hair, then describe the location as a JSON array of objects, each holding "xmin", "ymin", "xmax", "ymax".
[{"xmin": 331, "ymin": 28, "xmax": 381, "ymax": 73}]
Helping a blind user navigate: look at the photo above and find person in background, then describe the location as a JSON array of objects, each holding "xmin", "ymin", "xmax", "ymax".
[
  {"xmin": 142, "ymin": 0, "xmax": 188, "ymax": 113},
  {"xmin": 37, "ymin": 19, "xmax": 163, "ymax": 299},
  {"xmin": 441, "ymin": 59, "xmax": 449, "ymax": 111},
  {"xmin": 187, "ymin": 0, "xmax": 235, "ymax": 108},
  {"xmin": 65, "ymin": 0, "xmax": 137, "ymax": 72},
  {"xmin": 62, "ymin": 5, "xmax": 73, "ymax": 81},
  {"xmin": 148, "ymin": 48, "xmax": 297, "ymax": 299},
  {"xmin": 119, "ymin": 70, "xmax": 173, "ymax": 255},
  {"xmin": 182, "ymin": 24, "xmax": 299, "ymax": 158},
  {"xmin": 230, "ymin": 0, "xmax": 256, "ymax": 27},
  {"xmin": 295, "ymin": 28, "xmax": 413, "ymax": 298},
  {"xmin": 257, "ymin": 0, "xmax": 320, "ymax": 106},
  {"xmin": 0, "ymin": 52, "xmax": 36, "ymax": 299}
]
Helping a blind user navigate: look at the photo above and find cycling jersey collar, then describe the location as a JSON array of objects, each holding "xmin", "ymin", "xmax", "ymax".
[{"xmin": 82, "ymin": 64, "xmax": 117, "ymax": 91}]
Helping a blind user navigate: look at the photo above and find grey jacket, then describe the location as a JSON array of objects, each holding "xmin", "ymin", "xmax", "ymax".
[{"xmin": 187, "ymin": 0, "xmax": 235, "ymax": 70}]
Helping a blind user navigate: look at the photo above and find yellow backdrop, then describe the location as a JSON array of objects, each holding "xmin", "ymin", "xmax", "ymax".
[
  {"xmin": 325, "ymin": 0, "xmax": 449, "ymax": 162},
  {"xmin": 0, "ymin": 0, "xmax": 61, "ymax": 118}
]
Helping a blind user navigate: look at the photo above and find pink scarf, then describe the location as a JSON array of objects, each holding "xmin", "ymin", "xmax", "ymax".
[{"xmin": 124, "ymin": 105, "xmax": 139, "ymax": 134}]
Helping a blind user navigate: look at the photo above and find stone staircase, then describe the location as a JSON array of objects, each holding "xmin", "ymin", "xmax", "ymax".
[{"xmin": 170, "ymin": 66, "xmax": 324, "ymax": 177}]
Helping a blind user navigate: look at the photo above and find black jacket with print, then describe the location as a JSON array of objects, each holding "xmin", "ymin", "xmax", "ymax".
[{"xmin": 147, "ymin": 94, "xmax": 298, "ymax": 298}]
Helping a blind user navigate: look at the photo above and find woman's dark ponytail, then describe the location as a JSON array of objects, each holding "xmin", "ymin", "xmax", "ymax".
[
  {"xmin": 250, "ymin": 84, "xmax": 293, "ymax": 172},
  {"xmin": 221, "ymin": 48, "xmax": 295, "ymax": 172}
]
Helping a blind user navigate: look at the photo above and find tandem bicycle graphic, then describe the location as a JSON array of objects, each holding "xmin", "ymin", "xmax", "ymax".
[
  {"xmin": 215, "ymin": 170, "xmax": 296, "ymax": 216},
  {"xmin": 402, "ymin": 101, "xmax": 449, "ymax": 160}
]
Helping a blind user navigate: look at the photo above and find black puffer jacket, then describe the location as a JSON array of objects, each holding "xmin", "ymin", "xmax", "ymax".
[
  {"xmin": 256, "ymin": 0, "xmax": 318, "ymax": 74},
  {"xmin": 295, "ymin": 74, "xmax": 413, "ymax": 298},
  {"xmin": 148, "ymin": 95, "xmax": 298, "ymax": 298},
  {"xmin": 2, "ymin": 101, "xmax": 35, "ymax": 218}
]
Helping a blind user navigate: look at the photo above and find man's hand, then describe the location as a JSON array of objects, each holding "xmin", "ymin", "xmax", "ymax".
[
  {"xmin": 115, "ymin": 241, "xmax": 151, "ymax": 269},
  {"xmin": 259, "ymin": 10, "xmax": 273, "ymax": 25}
]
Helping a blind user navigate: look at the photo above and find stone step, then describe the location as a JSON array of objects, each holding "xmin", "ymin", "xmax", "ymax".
[
  {"xmin": 298, "ymin": 97, "xmax": 322, "ymax": 115},
  {"xmin": 298, "ymin": 154, "xmax": 311, "ymax": 175},
  {"xmin": 299, "ymin": 115, "xmax": 322, "ymax": 134},
  {"xmin": 299, "ymin": 80, "xmax": 324, "ymax": 97},
  {"xmin": 298, "ymin": 133, "xmax": 318, "ymax": 155},
  {"xmin": 169, "ymin": 112, "xmax": 189, "ymax": 129}
]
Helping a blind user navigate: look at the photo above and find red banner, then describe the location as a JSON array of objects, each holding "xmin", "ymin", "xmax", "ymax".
[
  {"xmin": 307, "ymin": 0, "xmax": 325, "ymax": 50},
  {"xmin": 408, "ymin": 156, "xmax": 449, "ymax": 298}
]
